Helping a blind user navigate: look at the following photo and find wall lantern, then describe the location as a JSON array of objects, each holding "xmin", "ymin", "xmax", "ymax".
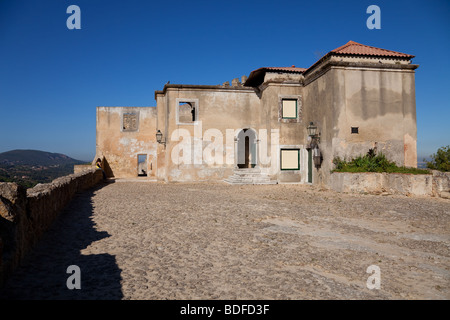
[
  {"xmin": 307, "ymin": 122, "xmax": 321, "ymax": 146},
  {"xmin": 307, "ymin": 122, "xmax": 318, "ymax": 137},
  {"xmin": 156, "ymin": 130, "xmax": 166, "ymax": 146},
  {"xmin": 307, "ymin": 122, "xmax": 322, "ymax": 168}
]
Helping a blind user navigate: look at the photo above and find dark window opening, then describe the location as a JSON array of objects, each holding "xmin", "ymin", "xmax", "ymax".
[
  {"xmin": 178, "ymin": 101, "xmax": 197, "ymax": 123},
  {"xmin": 237, "ymin": 129, "xmax": 257, "ymax": 168},
  {"xmin": 351, "ymin": 127, "xmax": 359, "ymax": 134}
]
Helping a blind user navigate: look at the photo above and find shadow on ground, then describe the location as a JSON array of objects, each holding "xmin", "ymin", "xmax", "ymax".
[{"xmin": 0, "ymin": 182, "xmax": 123, "ymax": 299}]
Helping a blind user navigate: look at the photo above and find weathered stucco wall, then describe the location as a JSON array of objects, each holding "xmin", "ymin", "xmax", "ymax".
[
  {"xmin": 155, "ymin": 82, "xmax": 309, "ymax": 183},
  {"xmin": 303, "ymin": 59, "xmax": 418, "ymax": 187},
  {"xmin": 0, "ymin": 168, "xmax": 103, "ymax": 287},
  {"xmin": 260, "ymin": 82, "xmax": 305, "ymax": 183},
  {"xmin": 96, "ymin": 106, "xmax": 158, "ymax": 179},
  {"xmin": 303, "ymin": 67, "xmax": 336, "ymax": 186},
  {"xmin": 156, "ymin": 86, "xmax": 262, "ymax": 182},
  {"xmin": 334, "ymin": 67, "xmax": 417, "ymax": 167}
]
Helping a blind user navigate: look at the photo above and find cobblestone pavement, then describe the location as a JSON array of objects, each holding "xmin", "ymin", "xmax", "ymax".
[{"xmin": 1, "ymin": 181, "xmax": 449, "ymax": 300}]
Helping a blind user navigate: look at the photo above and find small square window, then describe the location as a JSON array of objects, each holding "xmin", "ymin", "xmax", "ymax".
[
  {"xmin": 282, "ymin": 99, "xmax": 297, "ymax": 119},
  {"xmin": 280, "ymin": 149, "xmax": 300, "ymax": 170},
  {"xmin": 351, "ymin": 127, "xmax": 359, "ymax": 134},
  {"xmin": 176, "ymin": 99, "xmax": 199, "ymax": 125},
  {"xmin": 279, "ymin": 96, "xmax": 301, "ymax": 123},
  {"xmin": 179, "ymin": 102, "xmax": 196, "ymax": 123},
  {"xmin": 122, "ymin": 112, "xmax": 138, "ymax": 131}
]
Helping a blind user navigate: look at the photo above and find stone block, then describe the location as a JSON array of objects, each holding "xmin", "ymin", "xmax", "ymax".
[{"xmin": 432, "ymin": 170, "xmax": 450, "ymax": 197}]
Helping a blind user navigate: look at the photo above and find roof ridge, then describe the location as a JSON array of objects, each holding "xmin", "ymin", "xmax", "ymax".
[{"xmin": 331, "ymin": 40, "xmax": 413, "ymax": 57}]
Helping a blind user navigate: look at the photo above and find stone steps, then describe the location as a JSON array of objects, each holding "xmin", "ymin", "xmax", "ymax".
[{"xmin": 224, "ymin": 168, "xmax": 278, "ymax": 185}]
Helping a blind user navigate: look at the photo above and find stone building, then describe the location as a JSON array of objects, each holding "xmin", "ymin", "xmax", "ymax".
[{"xmin": 95, "ymin": 40, "xmax": 419, "ymax": 185}]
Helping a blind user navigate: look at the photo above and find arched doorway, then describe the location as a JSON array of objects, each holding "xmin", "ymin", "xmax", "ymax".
[{"xmin": 237, "ymin": 128, "xmax": 257, "ymax": 168}]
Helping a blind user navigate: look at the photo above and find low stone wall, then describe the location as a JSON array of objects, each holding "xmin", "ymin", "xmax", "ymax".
[
  {"xmin": 74, "ymin": 164, "xmax": 95, "ymax": 174},
  {"xmin": 0, "ymin": 168, "xmax": 103, "ymax": 287},
  {"xmin": 329, "ymin": 171, "xmax": 450, "ymax": 198},
  {"xmin": 431, "ymin": 170, "xmax": 450, "ymax": 198}
]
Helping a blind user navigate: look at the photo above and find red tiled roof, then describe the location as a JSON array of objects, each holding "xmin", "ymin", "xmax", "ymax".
[
  {"xmin": 331, "ymin": 40, "xmax": 414, "ymax": 58},
  {"xmin": 244, "ymin": 41, "xmax": 415, "ymax": 86}
]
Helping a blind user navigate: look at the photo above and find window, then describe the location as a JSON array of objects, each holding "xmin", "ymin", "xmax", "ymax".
[
  {"xmin": 278, "ymin": 95, "xmax": 301, "ymax": 123},
  {"xmin": 280, "ymin": 149, "xmax": 300, "ymax": 170},
  {"xmin": 178, "ymin": 102, "xmax": 196, "ymax": 123},
  {"xmin": 122, "ymin": 112, "xmax": 138, "ymax": 132},
  {"xmin": 282, "ymin": 99, "xmax": 297, "ymax": 119},
  {"xmin": 176, "ymin": 99, "xmax": 199, "ymax": 124},
  {"xmin": 351, "ymin": 127, "xmax": 359, "ymax": 134}
]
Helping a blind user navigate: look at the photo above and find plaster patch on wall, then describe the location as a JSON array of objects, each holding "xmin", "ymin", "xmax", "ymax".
[
  {"xmin": 129, "ymin": 140, "xmax": 148, "ymax": 155},
  {"xmin": 120, "ymin": 137, "xmax": 131, "ymax": 146},
  {"xmin": 404, "ymin": 133, "xmax": 417, "ymax": 168}
]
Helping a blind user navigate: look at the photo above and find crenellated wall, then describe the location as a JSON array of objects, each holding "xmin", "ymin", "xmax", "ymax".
[{"xmin": 0, "ymin": 168, "xmax": 103, "ymax": 287}]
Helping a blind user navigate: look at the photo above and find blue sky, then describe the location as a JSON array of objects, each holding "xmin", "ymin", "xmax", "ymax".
[{"xmin": 0, "ymin": 0, "xmax": 449, "ymax": 161}]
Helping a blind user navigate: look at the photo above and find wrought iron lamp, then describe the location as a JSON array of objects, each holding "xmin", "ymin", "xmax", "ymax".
[
  {"xmin": 307, "ymin": 122, "xmax": 322, "ymax": 168},
  {"xmin": 307, "ymin": 122, "xmax": 317, "ymax": 138},
  {"xmin": 156, "ymin": 130, "xmax": 166, "ymax": 146}
]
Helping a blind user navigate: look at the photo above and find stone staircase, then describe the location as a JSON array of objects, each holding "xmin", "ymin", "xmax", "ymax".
[{"xmin": 224, "ymin": 168, "xmax": 278, "ymax": 185}]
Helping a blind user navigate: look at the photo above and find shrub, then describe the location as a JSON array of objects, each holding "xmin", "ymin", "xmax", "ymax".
[
  {"xmin": 332, "ymin": 156, "xmax": 346, "ymax": 170},
  {"xmin": 426, "ymin": 145, "xmax": 450, "ymax": 172},
  {"xmin": 333, "ymin": 149, "xmax": 429, "ymax": 174}
]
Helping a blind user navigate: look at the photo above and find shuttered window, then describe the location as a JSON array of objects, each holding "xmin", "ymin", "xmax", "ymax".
[{"xmin": 280, "ymin": 149, "xmax": 300, "ymax": 170}]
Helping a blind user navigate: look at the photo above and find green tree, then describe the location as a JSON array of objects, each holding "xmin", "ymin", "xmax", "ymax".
[{"xmin": 426, "ymin": 145, "xmax": 450, "ymax": 172}]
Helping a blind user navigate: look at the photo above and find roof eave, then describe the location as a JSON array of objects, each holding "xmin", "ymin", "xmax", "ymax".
[
  {"xmin": 243, "ymin": 67, "xmax": 305, "ymax": 87},
  {"xmin": 303, "ymin": 52, "xmax": 415, "ymax": 76}
]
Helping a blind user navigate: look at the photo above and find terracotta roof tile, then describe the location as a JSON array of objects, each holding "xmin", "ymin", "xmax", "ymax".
[
  {"xmin": 331, "ymin": 40, "xmax": 414, "ymax": 58},
  {"xmin": 244, "ymin": 41, "xmax": 415, "ymax": 86}
]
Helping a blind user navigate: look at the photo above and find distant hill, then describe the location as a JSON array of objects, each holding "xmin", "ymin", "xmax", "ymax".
[{"xmin": 0, "ymin": 149, "xmax": 86, "ymax": 188}]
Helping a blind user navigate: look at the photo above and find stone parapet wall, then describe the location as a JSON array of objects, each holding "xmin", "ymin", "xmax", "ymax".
[
  {"xmin": 431, "ymin": 170, "xmax": 450, "ymax": 198},
  {"xmin": 0, "ymin": 168, "xmax": 103, "ymax": 287},
  {"xmin": 74, "ymin": 164, "xmax": 95, "ymax": 174},
  {"xmin": 329, "ymin": 171, "xmax": 450, "ymax": 198}
]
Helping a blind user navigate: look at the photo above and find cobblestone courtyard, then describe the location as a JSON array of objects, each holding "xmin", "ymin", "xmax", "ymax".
[{"xmin": 1, "ymin": 181, "xmax": 449, "ymax": 299}]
